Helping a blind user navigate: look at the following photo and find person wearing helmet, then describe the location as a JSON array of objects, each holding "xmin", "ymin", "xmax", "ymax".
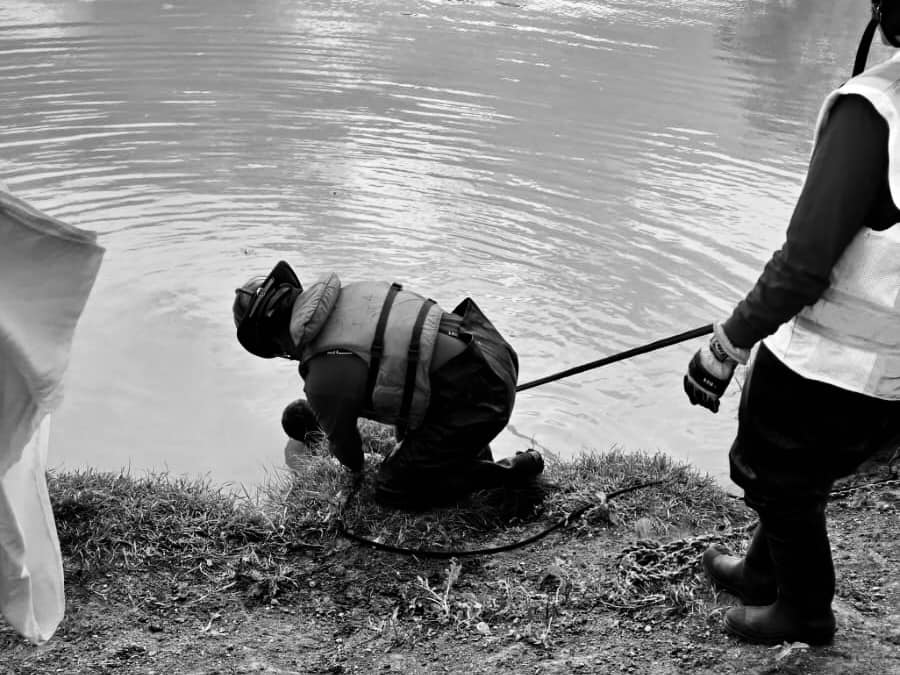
[
  {"xmin": 233, "ymin": 261, "xmax": 544, "ymax": 510},
  {"xmin": 683, "ymin": 2, "xmax": 900, "ymax": 646}
]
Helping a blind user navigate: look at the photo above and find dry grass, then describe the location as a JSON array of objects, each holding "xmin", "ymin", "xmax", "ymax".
[
  {"xmin": 48, "ymin": 469, "xmax": 327, "ymax": 607},
  {"xmin": 45, "ymin": 427, "xmax": 756, "ymax": 624}
]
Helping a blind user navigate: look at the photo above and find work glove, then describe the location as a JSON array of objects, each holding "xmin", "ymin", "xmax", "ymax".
[{"xmin": 683, "ymin": 324, "xmax": 749, "ymax": 413}]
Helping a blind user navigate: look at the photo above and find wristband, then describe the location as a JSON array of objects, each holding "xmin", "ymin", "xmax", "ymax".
[
  {"xmin": 713, "ymin": 323, "xmax": 750, "ymax": 365},
  {"xmin": 708, "ymin": 336, "xmax": 733, "ymax": 363}
]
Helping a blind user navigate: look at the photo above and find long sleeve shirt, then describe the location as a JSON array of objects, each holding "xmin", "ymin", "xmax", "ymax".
[
  {"xmin": 300, "ymin": 328, "xmax": 467, "ymax": 473},
  {"xmin": 302, "ymin": 353, "xmax": 368, "ymax": 473},
  {"xmin": 722, "ymin": 94, "xmax": 900, "ymax": 349}
]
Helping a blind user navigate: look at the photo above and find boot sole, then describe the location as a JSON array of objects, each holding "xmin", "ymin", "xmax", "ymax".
[{"xmin": 724, "ymin": 614, "xmax": 835, "ymax": 646}]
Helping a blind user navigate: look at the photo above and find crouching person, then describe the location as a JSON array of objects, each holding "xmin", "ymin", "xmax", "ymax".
[{"xmin": 232, "ymin": 260, "xmax": 544, "ymax": 509}]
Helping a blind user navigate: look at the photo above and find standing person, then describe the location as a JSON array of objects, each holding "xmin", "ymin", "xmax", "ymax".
[
  {"xmin": 233, "ymin": 260, "xmax": 543, "ymax": 510},
  {"xmin": 683, "ymin": 1, "xmax": 900, "ymax": 645}
]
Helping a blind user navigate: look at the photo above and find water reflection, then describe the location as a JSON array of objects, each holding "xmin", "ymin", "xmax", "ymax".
[
  {"xmin": 715, "ymin": 1, "xmax": 875, "ymax": 141},
  {"xmin": 0, "ymin": 0, "xmax": 870, "ymax": 488}
]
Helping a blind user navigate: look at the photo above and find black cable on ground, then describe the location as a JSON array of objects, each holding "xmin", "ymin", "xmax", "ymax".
[
  {"xmin": 334, "ymin": 324, "xmax": 722, "ymax": 557},
  {"xmin": 336, "ymin": 474, "xmax": 900, "ymax": 558},
  {"xmin": 335, "ymin": 479, "xmax": 665, "ymax": 559},
  {"xmin": 325, "ymin": 319, "xmax": 898, "ymax": 558}
]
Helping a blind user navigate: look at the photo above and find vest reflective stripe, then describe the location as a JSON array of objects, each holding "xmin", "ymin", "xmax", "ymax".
[
  {"xmin": 763, "ymin": 59, "xmax": 900, "ymax": 400},
  {"xmin": 299, "ymin": 281, "xmax": 442, "ymax": 428}
]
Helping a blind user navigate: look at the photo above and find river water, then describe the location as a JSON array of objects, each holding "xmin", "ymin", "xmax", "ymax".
[{"xmin": 0, "ymin": 0, "xmax": 884, "ymax": 488}]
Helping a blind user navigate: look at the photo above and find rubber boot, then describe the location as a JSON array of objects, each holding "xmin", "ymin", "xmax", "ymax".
[
  {"xmin": 724, "ymin": 602, "xmax": 836, "ymax": 646},
  {"xmin": 374, "ymin": 447, "xmax": 473, "ymax": 510},
  {"xmin": 496, "ymin": 449, "xmax": 544, "ymax": 481},
  {"xmin": 702, "ymin": 523, "xmax": 776, "ymax": 605},
  {"xmin": 724, "ymin": 507, "xmax": 837, "ymax": 646},
  {"xmin": 374, "ymin": 466, "xmax": 437, "ymax": 511}
]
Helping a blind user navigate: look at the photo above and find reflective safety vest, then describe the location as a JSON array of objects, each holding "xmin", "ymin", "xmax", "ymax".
[
  {"xmin": 289, "ymin": 275, "xmax": 443, "ymax": 428},
  {"xmin": 764, "ymin": 56, "xmax": 900, "ymax": 400}
]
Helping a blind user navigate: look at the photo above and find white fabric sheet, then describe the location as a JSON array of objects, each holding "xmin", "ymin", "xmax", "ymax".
[{"xmin": 0, "ymin": 188, "xmax": 104, "ymax": 643}]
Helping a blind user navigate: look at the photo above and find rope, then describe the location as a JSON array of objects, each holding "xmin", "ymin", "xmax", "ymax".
[
  {"xmin": 516, "ymin": 324, "xmax": 713, "ymax": 392},
  {"xmin": 334, "ymin": 324, "xmax": 718, "ymax": 556},
  {"xmin": 335, "ymin": 479, "xmax": 664, "ymax": 558},
  {"xmin": 828, "ymin": 476, "xmax": 900, "ymax": 499}
]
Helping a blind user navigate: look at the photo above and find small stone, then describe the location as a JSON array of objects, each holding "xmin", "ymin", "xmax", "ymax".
[{"xmin": 634, "ymin": 518, "xmax": 654, "ymax": 538}]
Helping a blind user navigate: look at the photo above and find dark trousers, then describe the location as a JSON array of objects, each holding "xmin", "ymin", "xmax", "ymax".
[
  {"xmin": 375, "ymin": 299, "xmax": 523, "ymax": 508},
  {"xmin": 729, "ymin": 344, "xmax": 900, "ymax": 610}
]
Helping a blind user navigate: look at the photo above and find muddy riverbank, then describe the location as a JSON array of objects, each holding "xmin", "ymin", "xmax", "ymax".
[{"xmin": 2, "ymin": 437, "xmax": 898, "ymax": 674}]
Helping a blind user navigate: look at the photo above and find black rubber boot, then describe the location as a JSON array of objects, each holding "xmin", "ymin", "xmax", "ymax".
[
  {"xmin": 724, "ymin": 506, "xmax": 837, "ymax": 645},
  {"xmin": 374, "ymin": 455, "xmax": 464, "ymax": 511},
  {"xmin": 724, "ymin": 601, "xmax": 835, "ymax": 646},
  {"xmin": 374, "ymin": 470, "xmax": 468, "ymax": 511},
  {"xmin": 373, "ymin": 481, "xmax": 432, "ymax": 511},
  {"xmin": 496, "ymin": 449, "xmax": 544, "ymax": 481},
  {"xmin": 702, "ymin": 524, "xmax": 776, "ymax": 605}
]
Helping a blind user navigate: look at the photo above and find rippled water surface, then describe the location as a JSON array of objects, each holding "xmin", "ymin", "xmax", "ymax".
[{"xmin": 0, "ymin": 0, "xmax": 883, "ymax": 487}]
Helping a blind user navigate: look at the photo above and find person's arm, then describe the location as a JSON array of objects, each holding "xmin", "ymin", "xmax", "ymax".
[
  {"xmin": 722, "ymin": 94, "xmax": 890, "ymax": 349},
  {"xmin": 302, "ymin": 354, "xmax": 367, "ymax": 472},
  {"xmin": 685, "ymin": 94, "xmax": 892, "ymax": 413}
]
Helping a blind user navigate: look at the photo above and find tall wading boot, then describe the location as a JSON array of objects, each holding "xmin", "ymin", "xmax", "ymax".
[
  {"xmin": 702, "ymin": 523, "xmax": 776, "ymax": 605},
  {"xmin": 375, "ymin": 449, "xmax": 546, "ymax": 510},
  {"xmin": 496, "ymin": 449, "xmax": 545, "ymax": 483},
  {"xmin": 724, "ymin": 507, "xmax": 837, "ymax": 645}
]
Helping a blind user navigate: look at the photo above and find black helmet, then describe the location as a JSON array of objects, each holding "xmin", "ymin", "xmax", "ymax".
[
  {"xmin": 855, "ymin": 1, "xmax": 900, "ymax": 76},
  {"xmin": 233, "ymin": 260, "xmax": 302, "ymax": 358}
]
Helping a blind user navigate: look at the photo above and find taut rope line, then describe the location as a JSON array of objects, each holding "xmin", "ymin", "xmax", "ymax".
[{"xmin": 515, "ymin": 324, "xmax": 714, "ymax": 392}]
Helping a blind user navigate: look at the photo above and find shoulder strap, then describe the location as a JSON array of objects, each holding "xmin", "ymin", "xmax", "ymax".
[
  {"xmin": 398, "ymin": 298, "xmax": 436, "ymax": 424},
  {"xmin": 366, "ymin": 282, "xmax": 402, "ymax": 408}
]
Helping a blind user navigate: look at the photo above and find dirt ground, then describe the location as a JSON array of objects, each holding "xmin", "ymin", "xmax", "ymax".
[{"xmin": 2, "ymin": 469, "xmax": 898, "ymax": 675}]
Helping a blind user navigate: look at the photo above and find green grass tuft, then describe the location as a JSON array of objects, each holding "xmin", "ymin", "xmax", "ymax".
[{"xmin": 46, "ymin": 435, "xmax": 754, "ymax": 616}]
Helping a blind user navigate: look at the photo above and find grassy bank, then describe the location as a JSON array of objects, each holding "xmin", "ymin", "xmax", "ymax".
[
  {"xmin": 48, "ymin": 435, "xmax": 751, "ymax": 613},
  {"xmin": 2, "ymin": 429, "xmax": 898, "ymax": 674}
]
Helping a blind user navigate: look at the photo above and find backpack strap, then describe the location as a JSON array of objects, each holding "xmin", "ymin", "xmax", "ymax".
[
  {"xmin": 398, "ymin": 298, "xmax": 436, "ymax": 425},
  {"xmin": 366, "ymin": 282, "xmax": 401, "ymax": 408}
]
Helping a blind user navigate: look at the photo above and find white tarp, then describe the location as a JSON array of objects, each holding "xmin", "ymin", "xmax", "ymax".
[{"xmin": 0, "ymin": 187, "xmax": 104, "ymax": 644}]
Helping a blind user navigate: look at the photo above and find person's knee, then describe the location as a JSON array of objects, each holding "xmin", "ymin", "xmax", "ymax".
[{"xmin": 374, "ymin": 465, "xmax": 463, "ymax": 509}]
